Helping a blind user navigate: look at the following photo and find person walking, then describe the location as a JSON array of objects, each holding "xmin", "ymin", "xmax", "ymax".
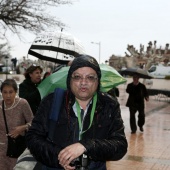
[
  {"xmin": 126, "ymin": 74, "xmax": 149, "ymax": 134},
  {"xmin": 42, "ymin": 71, "xmax": 51, "ymax": 81},
  {"xmin": 26, "ymin": 55, "xmax": 127, "ymax": 170},
  {"xmin": 0, "ymin": 79, "xmax": 33, "ymax": 170},
  {"xmin": 19, "ymin": 65, "xmax": 43, "ymax": 115}
]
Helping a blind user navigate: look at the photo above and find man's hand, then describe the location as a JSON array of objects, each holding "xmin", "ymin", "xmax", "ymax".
[{"xmin": 58, "ymin": 143, "xmax": 86, "ymax": 169}]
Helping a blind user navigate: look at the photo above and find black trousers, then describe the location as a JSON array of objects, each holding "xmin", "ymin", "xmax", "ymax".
[{"xmin": 129, "ymin": 106, "xmax": 145, "ymax": 132}]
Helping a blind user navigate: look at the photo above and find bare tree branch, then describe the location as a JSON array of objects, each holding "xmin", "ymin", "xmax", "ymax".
[
  {"xmin": 0, "ymin": 0, "xmax": 74, "ymax": 58},
  {"xmin": 0, "ymin": 38, "xmax": 12, "ymax": 60},
  {"xmin": 0, "ymin": 0, "xmax": 73, "ymax": 35}
]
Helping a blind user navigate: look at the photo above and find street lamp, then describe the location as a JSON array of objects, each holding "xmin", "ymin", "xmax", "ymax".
[{"xmin": 91, "ymin": 41, "xmax": 101, "ymax": 64}]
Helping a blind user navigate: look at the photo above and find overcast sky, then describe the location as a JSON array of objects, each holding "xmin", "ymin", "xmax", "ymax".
[{"xmin": 10, "ymin": 0, "xmax": 170, "ymax": 63}]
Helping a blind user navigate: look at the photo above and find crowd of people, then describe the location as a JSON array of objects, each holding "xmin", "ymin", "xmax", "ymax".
[{"xmin": 0, "ymin": 54, "xmax": 150, "ymax": 170}]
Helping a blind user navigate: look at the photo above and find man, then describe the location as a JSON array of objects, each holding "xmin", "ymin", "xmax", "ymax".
[
  {"xmin": 19, "ymin": 65, "xmax": 43, "ymax": 115},
  {"xmin": 126, "ymin": 74, "xmax": 149, "ymax": 134},
  {"xmin": 26, "ymin": 55, "xmax": 127, "ymax": 170}
]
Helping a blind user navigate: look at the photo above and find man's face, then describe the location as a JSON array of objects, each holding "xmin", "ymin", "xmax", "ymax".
[
  {"xmin": 70, "ymin": 67, "xmax": 98, "ymax": 101},
  {"xmin": 133, "ymin": 75, "xmax": 139, "ymax": 85}
]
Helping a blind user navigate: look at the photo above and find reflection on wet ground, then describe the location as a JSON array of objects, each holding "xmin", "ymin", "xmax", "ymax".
[{"xmin": 107, "ymin": 87, "xmax": 170, "ymax": 170}]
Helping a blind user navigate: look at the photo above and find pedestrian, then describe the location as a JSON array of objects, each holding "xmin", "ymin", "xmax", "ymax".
[
  {"xmin": 26, "ymin": 55, "xmax": 127, "ymax": 170},
  {"xmin": 0, "ymin": 79, "xmax": 33, "ymax": 170},
  {"xmin": 42, "ymin": 71, "xmax": 51, "ymax": 81},
  {"xmin": 126, "ymin": 74, "xmax": 149, "ymax": 134},
  {"xmin": 19, "ymin": 65, "xmax": 43, "ymax": 115}
]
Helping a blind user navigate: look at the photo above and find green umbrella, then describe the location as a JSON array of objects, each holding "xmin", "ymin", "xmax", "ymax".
[{"xmin": 37, "ymin": 64, "xmax": 127, "ymax": 99}]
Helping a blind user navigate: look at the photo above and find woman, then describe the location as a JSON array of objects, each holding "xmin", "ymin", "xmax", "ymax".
[
  {"xmin": 0, "ymin": 79, "xmax": 34, "ymax": 170},
  {"xmin": 19, "ymin": 65, "xmax": 43, "ymax": 115},
  {"xmin": 42, "ymin": 71, "xmax": 51, "ymax": 81}
]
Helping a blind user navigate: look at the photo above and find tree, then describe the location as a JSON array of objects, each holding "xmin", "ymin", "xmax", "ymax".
[
  {"xmin": 0, "ymin": 37, "xmax": 11, "ymax": 60},
  {"xmin": 0, "ymin": 0, "xmax": 72, "ymax": 36},
  {"xmin": 0, "ymin": 0, "xmax": 73, "ymax": 58}
]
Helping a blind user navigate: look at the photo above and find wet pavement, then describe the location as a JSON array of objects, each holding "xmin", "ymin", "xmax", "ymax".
[{"xmin": 107, "ymin": 87, "xmax": 170, "ymax": 170}]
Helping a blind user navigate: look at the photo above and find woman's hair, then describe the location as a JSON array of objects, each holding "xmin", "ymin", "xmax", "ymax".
[
  {"xmin": 42, "ymin": 72, "xmax": 51, "ymax": 80},
  {"xmin": 1, "ymin": 79, "xmax": 18, "ymax": 92},
  {"xmin": 24, "ymin": 65, "xmax": 43, "ymax": 79}
]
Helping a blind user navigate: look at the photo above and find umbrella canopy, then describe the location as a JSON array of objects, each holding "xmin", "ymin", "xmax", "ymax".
[
  {"xmin": 28, "ymin": 31, "xmax": 86, "ymax": 64},
  {"xmin": 38, "ymin": 64, "xmax": 127, "ymax": 99},
  {"xmin": 120, "ymin": 68, "xmax": 153, "ymax": 79}
]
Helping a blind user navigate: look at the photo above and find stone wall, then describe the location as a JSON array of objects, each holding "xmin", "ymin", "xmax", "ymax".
[{"xmin": 109, "ymin": 41, "xmax": 170, "ymax": 70}]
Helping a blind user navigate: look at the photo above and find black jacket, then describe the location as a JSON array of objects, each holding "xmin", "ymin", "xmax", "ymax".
[
  {"xmin": 26, "ymin": 90, "xmax": 127, "ymax": 169},
  {"xmin": 126, "ymin": 82, "xmax": 149, "ymax": 109},
  {"xmin": 19, "ymin": 78, "xmax": 41, "ymax": 115}
]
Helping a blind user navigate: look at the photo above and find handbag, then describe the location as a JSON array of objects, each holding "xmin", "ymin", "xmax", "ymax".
[{"xmin": 2, "ymin": 100, "xmax": 26, "ymax": 158}]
